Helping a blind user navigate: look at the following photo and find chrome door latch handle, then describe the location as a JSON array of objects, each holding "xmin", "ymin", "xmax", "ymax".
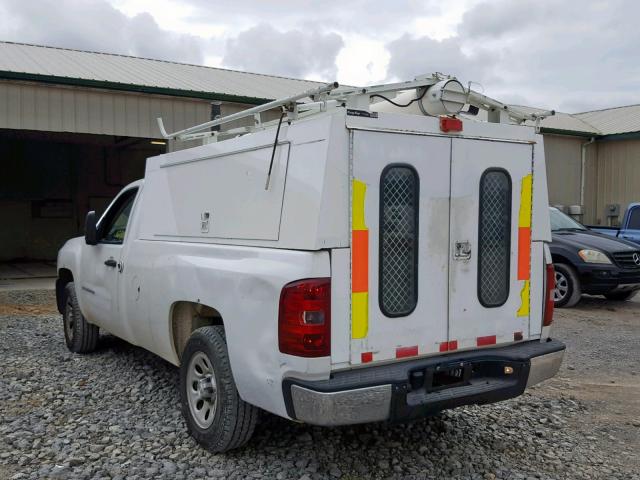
[
  {"xmin": 454, "ymin": 241, "xmax": 472, "ymax": 261},
  {"xmin": 104, "ymin": 258, "xmax": 117, "ymax": 268}
]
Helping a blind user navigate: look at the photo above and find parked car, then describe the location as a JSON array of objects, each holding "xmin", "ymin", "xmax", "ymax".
[
  {"xmin": 589, "ymin": 202, "xmax": 640, "ymax": 244},
  {"xmin": 55, "ymin": 79, "xmax": 564, "ymax": 453},
  {"xmin": 549, "ymin": 207, "xmax": 640, "ymax": 307}
]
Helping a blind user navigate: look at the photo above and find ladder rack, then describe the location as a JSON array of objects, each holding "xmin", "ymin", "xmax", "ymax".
[{"xmin": 157, "ymin": 73, "xmax": 554, "ymax": 142}]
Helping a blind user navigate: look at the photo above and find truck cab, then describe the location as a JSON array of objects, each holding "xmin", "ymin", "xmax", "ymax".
[
  {"xmin": 589, "ymin": 202, "xmax": 640, "ymax": 244},
  {"xmin": 56, "ymin": 75, "xmax": 565, "ymax": 452}
]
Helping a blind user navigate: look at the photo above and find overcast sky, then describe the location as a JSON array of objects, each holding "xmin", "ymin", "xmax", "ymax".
[{"xmin": 0, "ymin": 0, "xmax": 638, "ymax": 112}]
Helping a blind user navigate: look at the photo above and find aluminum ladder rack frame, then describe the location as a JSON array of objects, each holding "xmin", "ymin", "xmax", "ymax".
[{"xmin": 157, "ymin": 73, "xmax": 554, "ymax": 142}]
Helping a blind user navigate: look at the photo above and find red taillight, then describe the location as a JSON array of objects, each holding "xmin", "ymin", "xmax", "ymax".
[
  {"xmin": 440, "ymin": 116, "xmax": 463, "ymax": 133},
  {"xmin": 543, "ymin": 263, "xmax": 555, "ymax": 326},
  {"xmin": 279, "ymin": 278, "xmax": 331, "ymax": 357}
]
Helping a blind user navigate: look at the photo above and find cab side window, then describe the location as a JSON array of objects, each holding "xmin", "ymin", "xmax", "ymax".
[
  {"xmin": 627, "ymin": 207, "xmax": 640, "ymax": 230},
  {"xmin": 99, "ymin": 189, "xmax": 138, "ymax": 244}
]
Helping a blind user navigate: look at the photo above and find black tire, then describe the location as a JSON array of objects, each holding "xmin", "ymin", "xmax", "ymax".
[
  {"xmin": 553, "ymin": 263, "xmax": 582, "ymax": 308},
  {"xmin": 604, "ymin": 290, "xmax": 637, "ymax": 301},
  {"xmin": 179, "ymin": 326, "xmax": 258, "ymax": 452},
  {"xmin": 62, "ymin": 282, "xmax": 99, "ymax": 353}
]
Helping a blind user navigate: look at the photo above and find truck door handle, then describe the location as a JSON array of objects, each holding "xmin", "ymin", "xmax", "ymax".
[
  {"xmin": 454, "ymin": 241, "xmax": 472, "ymax": 261},
  {"xmin": 104, "ymin": 258, "xmax": 117, "ymax": 268}
]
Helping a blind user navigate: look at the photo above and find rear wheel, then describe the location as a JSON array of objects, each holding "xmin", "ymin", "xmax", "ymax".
[
  {"xmin": 179, "ymin": 326, "xmax": 258, "ymax": 452},
  {"xmin": 63, "ymin": 282, "xmax": 99, "ymax": 353},
  {"xmin": 604, "ymin": 290, "xmax": 637, "ymax": 301},
  {"xmin": 553, "ymin": 263, "xmax": 581, "ymax": 308}
]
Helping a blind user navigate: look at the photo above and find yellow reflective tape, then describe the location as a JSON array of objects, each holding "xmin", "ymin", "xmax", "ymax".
[
  {"xmin": 517, "ymin": 280, "xmax": 530, "ymax": 317},
  {"xmin": 352, "ymin": 179, "xmax": 368, "ymax": 339},
  {"xmin": 352, "ymin": 291, "xmax": 368, "ymax": 338},
  {"xmin": 519, "ymin": 174, "xmax": 533, "ymax": 228},
  {"xmin": 352, "ymin": 179, "xmax": 368, "ymax": 231}
]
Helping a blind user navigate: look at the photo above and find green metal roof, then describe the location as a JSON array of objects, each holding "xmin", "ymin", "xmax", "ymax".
[{"xmin": 0, "ymin": 41, "xmax": 327, "ymax": 105}]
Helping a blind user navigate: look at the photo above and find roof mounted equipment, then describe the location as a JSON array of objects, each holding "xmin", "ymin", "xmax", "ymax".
[{"xmin": 156, "ymin": 73, "xmax": 555, "ymax": 142}]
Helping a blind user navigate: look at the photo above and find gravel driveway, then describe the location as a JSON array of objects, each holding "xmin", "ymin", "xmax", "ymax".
[{"xmin": 1, "ymin": 289, "xmax": 639, "ymax": 480}]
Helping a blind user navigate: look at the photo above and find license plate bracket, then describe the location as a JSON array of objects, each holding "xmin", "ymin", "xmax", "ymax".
[{"xmin": 424, "ymin": 361, "xmax": 472, "ymax": 392}]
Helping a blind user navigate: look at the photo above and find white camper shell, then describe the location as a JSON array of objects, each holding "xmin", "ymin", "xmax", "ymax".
[{"xmin": 57, "ymin": 75, "xmax": 564, "ymax": 452}]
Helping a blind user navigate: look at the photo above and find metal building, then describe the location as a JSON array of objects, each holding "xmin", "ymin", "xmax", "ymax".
[
  {"xmin": 0, "ymin": 41, "xmax": 324, "ymax": 261},
  {"xmin": 2, "ymin": 41, "xmax": 639, "ymax": 262},
  {"xmin": 534, "ymin": 105, "xmax": 640, "ymax": 225}
]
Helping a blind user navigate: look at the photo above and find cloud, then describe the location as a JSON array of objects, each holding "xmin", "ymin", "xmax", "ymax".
[
  {"xmin": 1, "ymin": 0, "xmax": 640, "ymax": 111},
  {"xmin": 222, "ymin": 24, "xmax": 343, "ymax": 80},
  {"xmin": 126, "ymin": 12, "xmax": 204, "ymax": 64},
  {"xmin": 458, "ymin": 1, "xmax": 550, "ymax": 39},
  {"xmin": 385, "ymin": 0, "xmax": 640, "ymax": 112},
  {"xmin": 0, "ymin": 0, "xmax": 206, "ymax": 64},
  {"xmin": 182, "ymin": 0, "xmax": 440, "ymax": 37},
  {"xmin": 385, "ymin": 34, "xmax": 494, "ymax": 85}
]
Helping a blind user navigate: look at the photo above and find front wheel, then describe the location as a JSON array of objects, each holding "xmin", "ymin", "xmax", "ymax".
[
  {"xmin": 553, "ymin": 263, "xmax": 582, "ymax": 308},
  {"xmin": 179, "ymin": 326, "xmax": 258, "ymax": 452},
  {"xmin": 63, "ymin": 282, "xmax": 99, "ymax": 353},
  {"xmin": 604, "ymin": 290, "xmax": 637, "ymax": 301}
]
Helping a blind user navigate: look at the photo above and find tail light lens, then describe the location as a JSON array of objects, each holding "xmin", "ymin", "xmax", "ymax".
[
  {"xmin": 279, "ymin": 278, "xmax": 331, "ymax": 357},
  {"xmin": 543, "ymin": 263, "xmax": 555, "ymax": 326}
]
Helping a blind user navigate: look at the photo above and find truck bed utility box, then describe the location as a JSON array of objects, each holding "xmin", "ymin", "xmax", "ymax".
[{"xmin": 57, "ymin": 74, "xmax": 563, "ymax": 452}]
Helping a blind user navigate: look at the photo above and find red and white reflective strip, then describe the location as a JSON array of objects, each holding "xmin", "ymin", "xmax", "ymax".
[
  {"xmin": 360, "ymin": 332, "xmax": 527, "ymax": 363},
  {"xmin": 476, "ymin": 335, "xmax": 497, "ymax": 347},
  {"xmin": 439, "ymin": 340, "xmax": 458, "ymax": 352},
  {"xmin": 361, "ymin": 351, "xmax": 373, "ymax": 363},
  {"xmin": 396, "ymin": 345, "xmax": 419, "ymax": 359}
]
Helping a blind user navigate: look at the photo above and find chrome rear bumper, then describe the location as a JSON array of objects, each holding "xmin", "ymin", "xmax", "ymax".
[
  {"xmin": 285, "ymin": 339, "xmax": 565, "ymax": 426},
  {"xmin": 526, "ymin": 349, "xmax": 564, "ymax": 387},
  {"xmin": 291, "ymin": 385, "xmax": 392, "ymax": 426}
]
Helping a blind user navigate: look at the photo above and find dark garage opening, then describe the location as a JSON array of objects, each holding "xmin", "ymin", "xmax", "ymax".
[{"xmin": 0, "ymin": 129, "xmax": 165, "ymax": 262}]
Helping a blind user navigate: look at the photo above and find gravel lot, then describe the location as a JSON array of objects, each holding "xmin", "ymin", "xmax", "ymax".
[{"xmin": 1, "ymin": 289, "xmax": 639, "ymax": 480}]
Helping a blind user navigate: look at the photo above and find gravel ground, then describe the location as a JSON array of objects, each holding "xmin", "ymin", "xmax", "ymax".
[{"xmin": 1, "ymin": 289, "xmax": 639, "ymax": 480}]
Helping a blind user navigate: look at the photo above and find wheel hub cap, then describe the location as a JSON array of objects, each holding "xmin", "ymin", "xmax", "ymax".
[
  {"xmin": 554, "ymin": 271, "xmax": 569, "ymax": 301},
  {"xmin": 186, "ymin": 351, "xmax": 217, "ymax": 429}
]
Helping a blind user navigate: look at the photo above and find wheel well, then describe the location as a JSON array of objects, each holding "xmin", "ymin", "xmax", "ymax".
[
  {"xmin": 551, "ymin": 254, "xmax": 572, "ymax": 266},
  {"xmin": 170, "ymin": 301, "xmax": 223, "ymax": 362},
  {"xmin": 56, "ymin": 268, "xmax": 74, "ymax": 314}
]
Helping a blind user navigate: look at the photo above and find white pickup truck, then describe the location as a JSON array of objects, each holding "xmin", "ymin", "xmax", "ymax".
[{"xmin": 56, "ymin": 76, "xmax": 564, "ymax": 452}]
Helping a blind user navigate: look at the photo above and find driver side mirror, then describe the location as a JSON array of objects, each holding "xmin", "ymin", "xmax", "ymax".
[{"xmin": 85, "ymin": 211, "xmax": 98, "ymax": 246}]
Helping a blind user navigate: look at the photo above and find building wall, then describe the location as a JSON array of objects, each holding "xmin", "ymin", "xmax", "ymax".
[
  {"xmin": 220, "ymin": 102, "xmax": 283, "ymax": 130},
  {"xmin": 0, "ymin": 80, "xmax": 211, "ymax": 139},
  {"xmin": 543, "ymin": 134, "xmax": 584, "ymax": 209},
  {"xmin": 589, "ymin": 138, "xmax": 640, "ymax": 225},
  {"xmin": 542, "ymin": 134, "xmax": 640, "ymax": 225},
  {"xmin": 581, "ymin": 140, "xmax": 599, "ymax": 225},
  {"xmin": 0, "ymin": 80, "xmax": 293, "ymax": 261},
  {"xmin": 0, "ymin": 130, "xmax": 157, "ymax": 261}
]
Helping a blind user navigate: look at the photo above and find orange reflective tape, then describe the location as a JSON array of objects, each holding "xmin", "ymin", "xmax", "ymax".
[
  {"xmin": 351, "ymin": 178, "xmax": 369, "ymax": 339},
  {"xmin": 352, "ymin": 229, "xmax": 369, "ymax": 293},
  {"xmin": 517, "ymin": 226, "xmax": 531, "ymax": 280}
]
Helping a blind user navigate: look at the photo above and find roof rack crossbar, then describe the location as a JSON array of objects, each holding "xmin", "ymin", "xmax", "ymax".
[{"xmin": 158, "ymin": 82, "xmax": 339, "ymax": 140}]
